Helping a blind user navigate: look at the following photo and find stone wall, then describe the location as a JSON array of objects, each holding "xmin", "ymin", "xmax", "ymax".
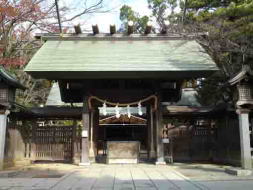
[{"xmin": 4, "ymin": 128, "xmax": 30, "ymax": 168}]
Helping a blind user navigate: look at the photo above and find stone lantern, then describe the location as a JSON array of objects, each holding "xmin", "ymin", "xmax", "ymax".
[
  {"xmin": 0, "ymin": 84, "xmax": 17, "ymax": 108},
  {"xmin": 228, "ymin": 64, "xmax": 253, "ymax": 170},
  {"xmin": 0, "ymin": 66, "xmax": 25, "ymax": 108},
  {"xmin": 236, "ymin": 83, "xmax": 253, "ymax": 108},
  {"xmin": 229, "ymin": 64, "xmax": 253, "ymax": 107},
  {"xmin": 0, "ymin": 66, "xmax": 25, "ymax": 170}
]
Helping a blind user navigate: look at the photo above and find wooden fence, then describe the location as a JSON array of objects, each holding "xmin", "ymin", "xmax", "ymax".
[
  {"xmin": 31, "ymin": 125, "xmax": 75, "ymax": 162},
  {"xmin": 163, "ymin": 120, "xmax": 217, "ymax": 162}
]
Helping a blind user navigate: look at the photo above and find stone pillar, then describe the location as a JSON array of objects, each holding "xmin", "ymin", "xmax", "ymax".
[
  {"xmin": 237, "ymin": 109, "xmax": 252, "ymax": 169},
  {"xmin": 0, "ymin": 110, "xmax": 9, "ymax": 170},
  {"xmin": 148, "ymin": 106, "xmax": 156, "ymax": 159},
  {"xmin": 79, "ymin": 97, "xmax": 90, "ymax": 166},
  {"xmin": 155, "ymin": 104, "xmax": 166, "ymax": 165}
]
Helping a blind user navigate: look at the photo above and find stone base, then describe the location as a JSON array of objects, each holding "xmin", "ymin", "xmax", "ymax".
[
  {"xmin": 79, "ymin": 162, "xmax": 91, "ymax": 166},
  {"xmin": 107, "ymin": 141, "xmax": 139, "ymax": 164},
  {"xmin": 149, "ymin": 151, "xmax": 156, "ymax": 159},
  {"xmin": 155, "ymin": 161, "xmax": 166, "ymax": 165},
  {"xmin": 107, "ymin": 158, "xmax": 138, "ymax": 164},
  {"xmin": 89, "ymin": 157, "xmax": 96, "ymax": 163},
  {"xmin": 225, "ymin": 168, "xmax": 252, "ymax": 176},
  {"xmin": 0, "ymin": 170, "xmax": 20, "ymax": 178}
]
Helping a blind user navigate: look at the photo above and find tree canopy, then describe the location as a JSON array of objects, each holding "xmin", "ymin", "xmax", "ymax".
[
  {"xmin": 0, "ymin": 0, "xmax": 110, "ymax": 106},
  {"xmin": 119, "ymin": 5, "xmax": 149, "ymax": 33},
  {"xmin": 186, "ymin": 0, "xmax": 253, "ymax": 105}
]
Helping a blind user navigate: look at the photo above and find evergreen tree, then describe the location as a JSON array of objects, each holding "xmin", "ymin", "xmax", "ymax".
[
  {"xmin": 185, "ymin": 0, "xmax": 253, "ymax": 105},
  {"xmin": 119, "ymin": 5, "xmax": 149, "ymax": 33}
]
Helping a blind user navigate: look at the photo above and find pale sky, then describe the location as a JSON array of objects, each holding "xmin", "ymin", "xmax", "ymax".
[{"xmin": 58, "ymin": 0, "xmax": 152, "ymax": 33}]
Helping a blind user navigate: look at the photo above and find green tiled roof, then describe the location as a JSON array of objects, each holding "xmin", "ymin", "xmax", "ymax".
[{"xmin": 25, "ymin": 39, "xmax": 218, "ymax": 79}]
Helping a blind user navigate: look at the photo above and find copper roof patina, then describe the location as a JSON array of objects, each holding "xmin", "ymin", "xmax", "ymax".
[{"xmin": 25, "ymin": 34, "xmax": 218, "ymax": 79}]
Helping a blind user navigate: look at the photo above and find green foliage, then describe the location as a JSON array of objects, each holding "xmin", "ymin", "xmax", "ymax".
[
  {"xmin": 188, "ymin": 1, "xmax": 253, "ymax": 76},
  {"xmin": 119, "ymin": 5, "xmax": 150, "ymax": 33},
  {"xmin": 119, "ymin": 1, "xmax": 181, "ymax": 33},
  {"xmin": 148, "ymin": 0, "xmax": 178, "ymax": 27},
  {"xmin": 148, "ymin": 0, "xmax": 178, "ymax": 11},
  {"xmin": 120, "ymin": 5, "xmax": 138, "ymax": 22},
  {"xmin": 187, "ymin": 0, "xmax": 246, "ymax": 10},
  {"xmin": 196, "ymin": 73, "xmax": 231, "ymax": 106},
  {"xmin": 186, "ymin": 0, "xmax": 253, "ymax": 105}
]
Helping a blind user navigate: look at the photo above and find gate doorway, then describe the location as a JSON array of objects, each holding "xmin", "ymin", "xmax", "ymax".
[
  {"xmin": 31, "ymin": 125, "xmax": 74, "ymax": 162},
  {"xmin": 96, "ymin": 113, "xmax": 148, "ymax": 163}
]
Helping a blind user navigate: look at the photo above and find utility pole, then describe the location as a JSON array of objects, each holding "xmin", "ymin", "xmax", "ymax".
[{"xmin": 55, "ymin": 0, "xmax": 62, "ymax": 33}]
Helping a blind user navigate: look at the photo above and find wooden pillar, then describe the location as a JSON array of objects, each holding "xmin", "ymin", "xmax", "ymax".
[
  {"xmin": 169, "ymin": 138, "xmax": 174, "ymax": 163},
  {"xmin": 30, "ymin": 124, "xmax": 36, "ymax": 161},
  {"xmin": 237, "ymin": 109, "xmax": 252, "ymax": 169},
  {"xmin": 148, "ymin": 106, "xmax": 156, "ymax": 159},
  {"xmin": 93, "ymin": 108, "xmax": 99, "ymax": 159},
  {"xmin": 72, "ymin": 120, "xmax": 77, "ymax": 164},
  {"xmin": 89, "ymin": 109, "xmax": 95, "ymax": 162},
  {"xmin": 155, "ymin": 102, "xmax": 166, "ymax": 165},
  {"xmin": 80, "ymin": 97, "xmax": 90, "ymax": 166}
]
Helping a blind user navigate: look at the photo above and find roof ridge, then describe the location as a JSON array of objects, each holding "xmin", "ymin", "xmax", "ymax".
[{"xmin": 35, "ymin": 33, "xmax": 199, "ymax": 41}]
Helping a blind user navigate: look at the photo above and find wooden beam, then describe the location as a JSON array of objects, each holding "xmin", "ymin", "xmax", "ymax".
[
  {"xmin": 74, "ymin": 25, "xmax": 82, "ymax": 34},
  {"xmin": 128, "ymin": 21, "xmax": 134, "ymax": 35},
  {"xmin": 145, "ymin": 22, "xmax": 152, "ymax": 35},
  {"xmin": 110, "ymin": 25, "xmax": 116, "ymax": 35},
  {"xmin": 92, "ymin": 24, "xmax": 99, "ymax": 35}
]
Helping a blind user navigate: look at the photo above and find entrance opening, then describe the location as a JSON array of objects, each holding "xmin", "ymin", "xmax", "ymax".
[
  {"xmin": 106, "ymin": 125, "xmax": 146, "ymax": 142},
  {"xmin": 96, "ymin": 107, "xmax": 148, "ymax": 163}
]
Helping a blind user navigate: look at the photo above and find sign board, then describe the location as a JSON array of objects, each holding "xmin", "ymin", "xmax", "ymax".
[
  {"xmin": 162, "ymin": 138, "xmax": 170, "ymax": 143},
  {"xmin": 82, "ymin": 130, "xmax": 88, "ymax": 138}
]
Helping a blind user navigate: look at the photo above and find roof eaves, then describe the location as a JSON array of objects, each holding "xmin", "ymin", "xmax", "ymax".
[
  {"xmin": 0, "ymin": 66, "xmax": 26, "ymax": 90},
  {"xmin": 229, "ymin": 65, "xmax": 253, "ymax": 86}
]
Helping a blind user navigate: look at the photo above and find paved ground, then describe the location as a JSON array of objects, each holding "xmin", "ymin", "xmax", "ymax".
[
  {"xmin": 0, "ymin": 163, "xmax": 253, "ymax": 190},
  {"xmin": 170, "ymin": 163, "xmax": 253, "ymax": 181}
]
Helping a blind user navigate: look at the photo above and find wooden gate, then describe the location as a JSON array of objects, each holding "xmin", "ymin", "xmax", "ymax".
[{"xmin": 31, "ymin": 125, "xmax": 74, "ymax": 162}]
